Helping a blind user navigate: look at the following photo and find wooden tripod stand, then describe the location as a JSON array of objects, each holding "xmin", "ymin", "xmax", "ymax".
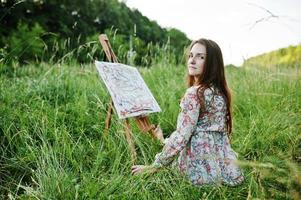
[{"xmin": 98, "ymin": 34, "xmax": 161, "ymax": 164}]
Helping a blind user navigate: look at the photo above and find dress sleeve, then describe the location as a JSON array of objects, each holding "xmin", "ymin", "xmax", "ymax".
[{"xmin": 152, "ymin": 87, "xmax": 200, "ymax": 168}]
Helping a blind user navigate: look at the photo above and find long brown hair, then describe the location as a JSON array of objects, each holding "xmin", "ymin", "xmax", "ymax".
[{"xmin": 186, "ymin": 38, "xmax": 233, "ymax": 139}]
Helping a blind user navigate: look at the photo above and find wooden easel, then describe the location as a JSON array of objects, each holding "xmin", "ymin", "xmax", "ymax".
[{"xmin": 98, "ymin": 34, "xmax": 161, "ymax": 164}]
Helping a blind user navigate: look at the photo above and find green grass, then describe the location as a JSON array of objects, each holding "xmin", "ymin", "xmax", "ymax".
[{"xmin": 0, "ymin": 61, "xmax": 300, "ymax": 199}]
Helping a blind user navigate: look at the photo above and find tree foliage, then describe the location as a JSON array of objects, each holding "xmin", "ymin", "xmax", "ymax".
[{"xmin": 0, "ymin": 0, "xmax": 190, "ymax": 65}]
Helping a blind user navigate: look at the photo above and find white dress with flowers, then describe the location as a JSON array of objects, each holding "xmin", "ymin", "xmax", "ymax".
[{"xmin": 152, "ymin": 86, "xmax": 244, "ymax": 186}]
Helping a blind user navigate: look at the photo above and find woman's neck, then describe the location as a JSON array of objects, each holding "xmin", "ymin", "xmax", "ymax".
[{"xmin": 193, "ymin": 76, "xmax": 201, "ymax": 86}]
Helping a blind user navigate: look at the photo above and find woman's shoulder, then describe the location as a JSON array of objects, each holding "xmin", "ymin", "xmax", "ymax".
[
  {"xmin": 183, "ymin": 86, "xmax": 198, "ymax": 99},
  {"xmin": 183, "ymin": 85, "xmax": 215, "ymax": 103},
  {"xmin": 186, "ymin": 85, "xmax": 199, "ymax": 93},
  {"xmin": 181, "ymin": 86, "xmax": 199, "ymax": 104},
  {"xmin": 186, "ymin": 85, "xmax": 215, "ymax": 96}
]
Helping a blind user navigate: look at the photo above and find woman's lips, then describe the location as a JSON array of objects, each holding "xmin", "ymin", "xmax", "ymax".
[{"xmin": 189, "ymin": 66, "xmax": 197, "ymax": 69}]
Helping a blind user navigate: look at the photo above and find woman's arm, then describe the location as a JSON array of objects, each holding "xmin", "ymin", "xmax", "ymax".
[
  {"xmin": 152, "ymin": 87, "xmax": 201, "ymax": 168},
  {"xmin": 131, "ymin": 87, "xmax": 201, "ymax": 175}
]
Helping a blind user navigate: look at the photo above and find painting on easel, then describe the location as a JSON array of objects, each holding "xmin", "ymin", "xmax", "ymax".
[{"xmin": 95, "ymin": 61, "xmax": 161, "ymax": 119}]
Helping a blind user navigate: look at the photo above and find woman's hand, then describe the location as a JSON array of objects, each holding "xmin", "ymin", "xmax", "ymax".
[{"xmin": 131, "ymin": 165, "xmax": 158, "ymax": 175}]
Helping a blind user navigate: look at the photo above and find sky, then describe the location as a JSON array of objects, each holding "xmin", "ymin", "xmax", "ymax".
[{"xmin": 121, "ymin": 0, "xmax": 301, "ymax": 66}]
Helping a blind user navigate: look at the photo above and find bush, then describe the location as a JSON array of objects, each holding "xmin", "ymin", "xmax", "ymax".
[{"xmin": 5, "ymin": 22, "xmax": 46, "ymax": 64}]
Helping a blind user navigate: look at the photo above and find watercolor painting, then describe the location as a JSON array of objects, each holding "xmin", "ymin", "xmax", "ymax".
[{"xmin": 95, "ymin": 61, "xmax": 161, "ymax": 119}]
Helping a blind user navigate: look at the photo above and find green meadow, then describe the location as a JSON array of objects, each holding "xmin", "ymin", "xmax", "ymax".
[{"xmin": 1, "ymin": 57, "xmax": 300, "ymax": 199}]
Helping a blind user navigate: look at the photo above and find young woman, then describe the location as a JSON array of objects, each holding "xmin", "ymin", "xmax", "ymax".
[{"xmin": 131, "ymin": 38, "xmax": 244, "ymax": 186}]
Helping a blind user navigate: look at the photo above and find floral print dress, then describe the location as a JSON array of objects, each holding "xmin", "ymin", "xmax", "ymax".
[{"xmin": 152, "ymin": 86, "xmax": 244, "ymax": 186}]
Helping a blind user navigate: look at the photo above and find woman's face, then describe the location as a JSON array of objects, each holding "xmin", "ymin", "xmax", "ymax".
[{"xmin": 187, "ymin": 43, "xmax": 206, "ymax": 76}]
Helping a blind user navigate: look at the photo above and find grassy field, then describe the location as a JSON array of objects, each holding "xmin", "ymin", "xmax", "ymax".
[{"xmin": 0, "ymin": 61, "xmax": 300, "ymax": 199}]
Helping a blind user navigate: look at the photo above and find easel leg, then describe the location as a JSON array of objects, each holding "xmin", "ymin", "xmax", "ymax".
[
  {"xmin": 135, "ymin": 116, "xmax": 164, "ymax": 143},
  {"xmin": 104, "ymin": 98, "xmax": 113, "ymax": 135},
  {"xmin": 124, "ymin": 119, "xmax": 137, "ymax": 164}
]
